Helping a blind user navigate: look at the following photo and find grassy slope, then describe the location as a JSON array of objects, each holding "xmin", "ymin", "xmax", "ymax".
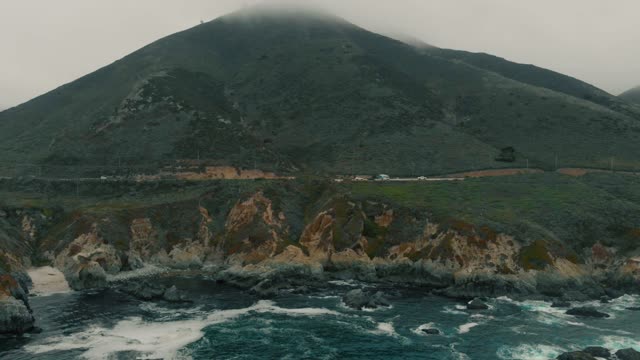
[
  {"xmin": 347, "ymin": 173, "xmax": 640, "ymax": 252},
  {"xmin": 1, "ymin": 9, "xmax": 640, "ymax": 175},
  {"xmin": 2, "ymin": 173, "xmax": 640, "ymax": 256}
]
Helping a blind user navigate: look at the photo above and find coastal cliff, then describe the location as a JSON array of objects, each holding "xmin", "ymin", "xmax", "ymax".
[{"xmin": 1, "ymin": 174, "xmax": 639, "ymax": 333}]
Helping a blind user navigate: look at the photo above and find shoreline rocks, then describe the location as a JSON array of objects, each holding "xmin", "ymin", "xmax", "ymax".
[
  {"xmin": 556, "ymin": 351, "xmax": 597, "ymax": 360},
  {"xmin": 583, "ymin": 346, "xmax": 611, "ymax": 359},
  {"xmin": 421, "ymin": 328, "xmax": 441, "ymax": 335},
  {"xmin": 342, "ymin": 289, "xmax": 390, "ymax": 310},
  {"xmin": 0, "ymin": 297, "xmax": 34, "ymax": 334},
  {"xmin": 565, "ymin": 306, "xmax": 610, "ymax": 318},
  {"xmin": 616, "ymin": 348, "xmax": 640, "ymax": 360},
  {"xmin": 467, "ymin": 298, "xmax": 489, "ymax": 310},
  {"xmin": 119, "ymin": 281, "xmax": 191, "ymax": 303},
  {"xmin": 0, "ymin": 270, "xmax": 35, "ymax": 335},
  {"xmin": 551, "ymin": 300, "xmax": 571, "ymax": 308}
]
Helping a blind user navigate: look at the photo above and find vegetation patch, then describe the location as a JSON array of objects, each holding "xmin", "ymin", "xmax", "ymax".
[{"xmin": 519, "ymin": 240, "xmax": 554, "ymax": 270}]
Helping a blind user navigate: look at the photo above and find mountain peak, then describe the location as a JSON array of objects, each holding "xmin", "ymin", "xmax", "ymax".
[{"xmin": 222, "ymin": 2, "xmax": 347, "ymax": 24}]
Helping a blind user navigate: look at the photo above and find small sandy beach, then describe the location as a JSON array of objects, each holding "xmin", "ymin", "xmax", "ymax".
[{"xmin": 27, "ymin": 266, "xmax": 71, "ymax": 296}]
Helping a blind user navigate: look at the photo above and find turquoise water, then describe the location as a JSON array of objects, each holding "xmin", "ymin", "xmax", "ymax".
[{"xmin": 1, "ymin": 276, "xmax": 639, "ymax": 359}]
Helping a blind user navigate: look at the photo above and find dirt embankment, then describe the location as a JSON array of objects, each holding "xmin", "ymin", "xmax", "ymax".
[
  {"xmin": 447, "ymin": 168, "xmax": 544, "ymax": 178},
  {"xmin": 137, "ymin": 166, "xmax": 294, "ymax": 181},
  {"xmin": 557, "ymin": 168, "xmax": 640, "ymax": 177}
]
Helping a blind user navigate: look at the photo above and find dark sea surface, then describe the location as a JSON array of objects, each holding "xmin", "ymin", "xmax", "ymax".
[{"xmin": 1, "ymin": 276, "xmax": 638, "ymax": 359}]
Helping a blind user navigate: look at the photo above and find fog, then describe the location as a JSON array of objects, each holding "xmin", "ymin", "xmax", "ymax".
[{"xmin": 1, "ymin": 0, "xmax": 639, "ymax": 109}]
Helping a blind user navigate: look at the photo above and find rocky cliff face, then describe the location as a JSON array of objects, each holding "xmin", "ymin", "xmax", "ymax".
[
  {"xmin": 7, "ymin": 188, "xmax": 631, "ymax": 303},
  {"xmin": 0, "ymin": 179, "xmax": 638, "ymax": 329},
  {"xmin": 0, "ymin": 251, "xmax": 34, "ymax": 334},
  {"xmin": 0, "ymin": 209, "xmax": 46, "ymax": 334}
]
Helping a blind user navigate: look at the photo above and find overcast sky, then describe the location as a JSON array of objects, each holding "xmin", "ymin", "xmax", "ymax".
[{"xmin": 1, "ymin": 0, "xmax": 639, "ymax": 110}]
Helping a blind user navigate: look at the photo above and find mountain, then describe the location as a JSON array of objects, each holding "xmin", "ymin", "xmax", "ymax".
[
  {"xmin": 2, "ymin": 5, "xmax": 640, "ymax": 176},
  {"xmin": 620, "ymin": 86, "xmax": 640, "ymax": 105}
]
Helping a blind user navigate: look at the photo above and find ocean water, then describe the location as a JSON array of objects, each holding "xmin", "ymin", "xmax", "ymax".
[{"xmin": 1, "ymin": 276, "xmax": 639, "ymax": 360}]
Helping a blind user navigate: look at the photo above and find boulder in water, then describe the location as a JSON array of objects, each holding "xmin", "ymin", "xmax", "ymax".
[
  {"xmin": 121, "ymin": 281, "xmax": 166, "ymax": 301},
  {"xmin": 616, "ymin": 348, "xmax": 640, "ymax": 360},
  {"xmin": 565, "ymin": 306, "xmax": 610, "ymax": 318},
  {"xmin": 582, "ymin": 346, "xmax": 611, "ymax": 359},
  {"xmin": 163, "ymin": 285, "xmax": 191, "ymax": 303},
  {"xmin": 556, "ymin": 351, "xmax": 596, "ymax": 360},
  {"xmin": 249, "ymin": 276, "xmax": 289, "ymax": 298},
  {"xmin": 342, "ymin": 289, "xmax": 390, "ymax": 310},
  {"xmin": 551, "ymin": 300, "xmax": 571, "ymax": 308},
  {"xmin": 421, "ymin": 328, "xmax": 440, "ymax": 335},
  {"xmin": 604, "ymin": 288, "xmax": 624, "ymax": 299},
  {"xmin": 467, "ymin": 298, "xmax": 489, "ymax": 310}
]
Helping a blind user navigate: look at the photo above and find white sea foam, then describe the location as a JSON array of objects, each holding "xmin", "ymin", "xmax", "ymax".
[
  {"xmin": 449, "ymin": 343, "xmax": 471, "ymax": 360},
  {"xmin": 442, "ymin": 306, "xmax": 467, "ymax": 315},
  {"xmin": 106, "ymin": 264, "xmax": 167, "ymax": 282},
  {"xmin": 500, "ymin": 298, "xmax": 581, "ymax": 327},
  {"xmin": 25, "ymin": 300, "xmax": 341, "ymax": 359},
  {"xmin": 308, "ymin": 295, "xmax": 341, "ymax": 300},
  {"xmin": 565, "ymin": 321, "xmax": 586, "ymax": 326},
  {"xmin": 457, "ymin": 322, "xmax": 479, "ymax": 334},
  {"xmin": 370, "ymin": 322, "xmax": 397, "ymax": 336},
  {"xmin": 509, "ymin": 325, "xmax": 538, "ymax": 335},
  {"xmin": 469, "ymin": 313, "xmax": 494, "ymax": 320},
  {"xmin": 327, "ymin": 280, "xmax": 360, "ymax": 287},
  {"xmin": 138, "ymin": 302, "xmax": 206, "ymax": 321},
  {"xmin": 496, "ymin": 343, "xmax": 566, "ymax": 360},
  {"xmin": 360, "ymin": 304, "xmax": 393, "ymax": 313},
  {"xmin": 599, "ymin": 335, "xmax": 640, "ymax": 352},
  {"xmin": 609, "ymin": 294, "xmax": 640, "ymax": 312}
]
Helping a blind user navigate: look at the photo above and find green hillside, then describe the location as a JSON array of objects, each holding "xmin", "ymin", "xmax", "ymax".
[
  {"xmin": 620, "ymin": 86, "xmax": 640, "ymax": 105},
  {"xmin": 1, "ymin": 6, "xmax": 640, "ymax": 176}
]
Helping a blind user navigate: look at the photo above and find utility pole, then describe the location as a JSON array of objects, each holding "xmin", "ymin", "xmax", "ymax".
[
  {"xmin": 555, "ymin": 154, "xmax": 558, "ymax": 170},
  {"xmin": 526, "ymin": 159, "xmax": 529, "ymax": 170}
]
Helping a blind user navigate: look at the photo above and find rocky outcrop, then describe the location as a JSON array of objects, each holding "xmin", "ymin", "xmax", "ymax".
[
  {"xmin": 558, "ymin": 347, "xmax": 636, "ymax": 360},
  {"xmin": 466, "ymin": 298, "xmax": 489, "ymax": 310},
  {"xmin": 582, "ymin": 347, "xmax": 611, "ymax": 359},
  {"xmin": 221, "ymin": 192, "xmax": 289, "ymax": 265},
  {"xmin": 0, "ymin": 252, "xmax": 35, "ymax": 334},
  {"xmin": 616, "ymin": 348, "xmax": 640, "ymax": 360},
  {"xmin": 556, "ymin": 352, "xmax": 597, "ymax": 360},
  {"xmin": 0, "ymin": 297, "xmax": 34, "ymax": 334},
  {"xmin": 565, "ymin": 306, "xmax": 610, "ymax": 318},
  {"xmin": 342, "ymin": 289, "xmax": 390, "ymax": 310},
  {"xmin": 551, "ymin": 300, "xmax": 571, "ymax": 308},
  {"xmin": 54, "ymin": 228, "xmax": 118, "ymax": 290},
  {"xmin": 119, "ymin": 281, "xmax": 190, "ymax": 302}
]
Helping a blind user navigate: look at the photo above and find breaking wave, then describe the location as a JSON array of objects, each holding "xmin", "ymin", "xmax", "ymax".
[{"xmin": 25, "ymin": 300, "xmax": 341, "ymax": 359}]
